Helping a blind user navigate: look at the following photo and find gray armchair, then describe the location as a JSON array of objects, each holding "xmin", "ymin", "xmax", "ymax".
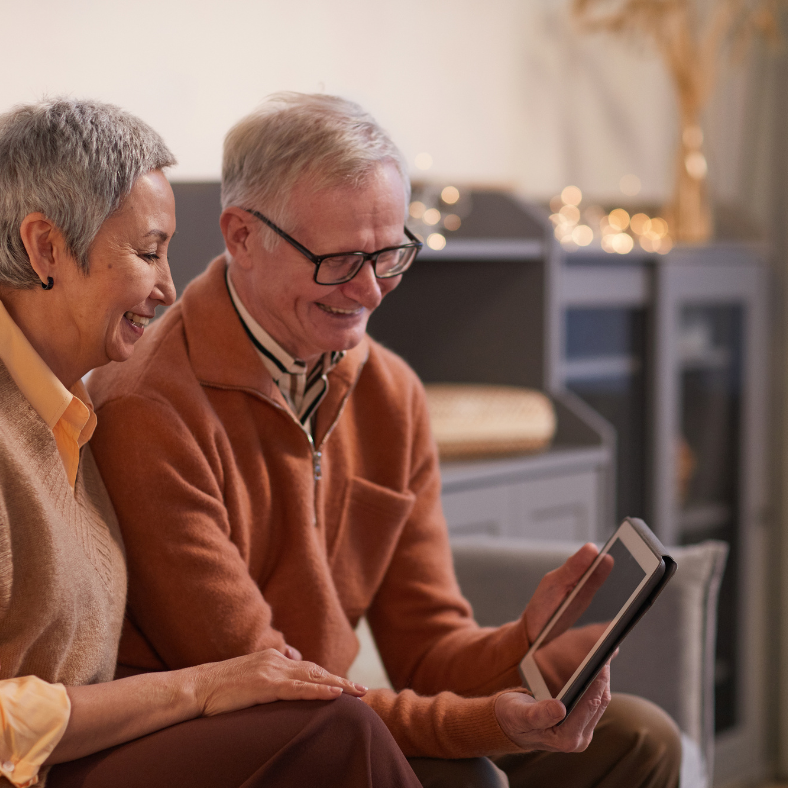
[
  {"xmin": 349, "ymin": 538, "xmax": 727, "ymax": 788},
  {"xmin": 452, "ymin": 538, "xmax": 727, "ymax": 788}
]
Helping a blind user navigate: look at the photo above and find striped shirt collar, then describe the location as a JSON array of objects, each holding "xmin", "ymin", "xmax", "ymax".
[{"xmin": 225, "ymin": 268, "xmax": 344, "ymax": 428}]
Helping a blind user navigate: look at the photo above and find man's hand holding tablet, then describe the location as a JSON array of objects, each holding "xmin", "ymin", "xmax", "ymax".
[
  {"xmin": 494, "ymin": 663, "xmax": 612, "ymax": 752},
  {"xmin": 493, "ymin": 518, "xmax": 675, "ymax": 750},
  {"xmin": 493, "ymin": 541, "xmax": 612, "ymax": 751}
]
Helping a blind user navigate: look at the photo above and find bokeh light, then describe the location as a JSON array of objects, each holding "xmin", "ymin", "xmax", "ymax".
[
  {"xmin": 443, "ymin": 214, "xmax": 462, "ymax": 231},
  {"xmin": 611, "ymin": 233, "xmax": 634, "ymax": 254},
  {"xmin": 630, "ymin": 213, "xmax": 650, "ymax": 235},
  {"xmin": 559, "ymin": 204, "xmax": 581, "ymax": 224},
  {"xmin": 608, "ymin": 208, "xmax": 630, "ymax": 231},
  {"xmin": 561, "ymin": 185, "xmax": 583, "ymax": 206},
  {"xmin": 441, "ymin": 186, "xmax": 460, "ymax": 205},
  {"xmin": 423, "ymin": 208, "xmax": 441, "ymax": 226},
  {"xmin": 650, "ymin": 217, "xmax": 668, "ymax": 238},
  {"xmin": 685, "ymin": 152, "xmax": 708, "ymax": 180},
  {"xmin": 572, "ymin": 225, "xmax": 594, "ymax": 246},
  {"xmin": 427, "ymin": 233, "xmax": 446, "ymax": 250},
  {"xmin": 409, "ymin": 201, "xmax": 426, "ymax": 219}
]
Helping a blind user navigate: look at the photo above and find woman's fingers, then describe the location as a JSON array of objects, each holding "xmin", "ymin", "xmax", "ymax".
[
  {"xmin": 195, "ymin": 649, "xmax": 368, "ymax": 716},
  {"xmin": 284, "ymin": 654, "xmax": 368, "ymax": 697},
  {"xmin": 279, "ymin": 680, "xmax": 344, "ymax": 701}
]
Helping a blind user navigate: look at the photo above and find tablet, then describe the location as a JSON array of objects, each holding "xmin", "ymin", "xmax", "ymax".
[{"xmin": 518, "ymin": 517, "xmax": 676, "ymax": 719}]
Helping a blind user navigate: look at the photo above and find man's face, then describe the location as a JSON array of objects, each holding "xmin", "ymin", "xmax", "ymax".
[{"xmin": 230, "ymin": 162, "xmax": 407, "ymax": 366}]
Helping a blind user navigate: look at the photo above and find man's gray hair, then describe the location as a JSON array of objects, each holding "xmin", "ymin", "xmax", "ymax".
[
  {"xmin": 0, "ymin": 98, "xmax": 176, "ymax": 289},
  {"xmin": 221, "ymin": 93, "xmax": 409, "ymax": 250}
]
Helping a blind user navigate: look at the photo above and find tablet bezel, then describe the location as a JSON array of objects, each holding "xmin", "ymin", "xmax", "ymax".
[{"xmin": 518, "ymin": 519, "xmax": 665, "ymax": 707}]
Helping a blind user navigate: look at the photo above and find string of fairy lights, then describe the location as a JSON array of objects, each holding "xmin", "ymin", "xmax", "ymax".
[
  {"xmin": 408, "ymin": 152, "xmax": 673, "ymax": 254},
  {"xmin": 549, "ymin": 181, "xmax": 674, "ymax": 254}
]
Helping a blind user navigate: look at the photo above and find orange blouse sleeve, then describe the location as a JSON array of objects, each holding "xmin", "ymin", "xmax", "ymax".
[{"xmin": 0, "ymin": 677, "xmax": 71, "ymax": 787}]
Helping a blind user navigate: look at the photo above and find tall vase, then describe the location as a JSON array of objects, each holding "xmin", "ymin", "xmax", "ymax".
[{"xmin": 666, "ymin": 116, "xmax": 714, "ymax": 243}]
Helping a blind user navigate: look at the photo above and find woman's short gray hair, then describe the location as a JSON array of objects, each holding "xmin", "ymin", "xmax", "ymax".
[
  {"xmin": 221, "ymin": 93, "xmax": 409, "ymax": 250},
  {"xmin": 0, "ymin": 98, "xmax": 176, "ymax": 289}
]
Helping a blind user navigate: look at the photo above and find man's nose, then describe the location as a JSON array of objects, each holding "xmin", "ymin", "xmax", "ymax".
[{"xmin": 340, "ymin": 259, "xmax": 383, "ymax": 307}]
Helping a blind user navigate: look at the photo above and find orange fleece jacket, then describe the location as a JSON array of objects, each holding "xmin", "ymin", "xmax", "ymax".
[{"xmin": 88, "ymin": 256, "xmax": 531, "ymax": 758}]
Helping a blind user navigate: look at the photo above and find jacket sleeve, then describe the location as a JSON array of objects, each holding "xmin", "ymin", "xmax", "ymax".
[
  {"xmin": 362, "ymin": 687, "xmax": 529, "ymax": 758},
  {"xmin": 89, "ymin": 394, "xmax": 289, "ymax": 671},
  {"xmin": 366, "ymin": 374, "xmax": 533, "ymax": 699}
]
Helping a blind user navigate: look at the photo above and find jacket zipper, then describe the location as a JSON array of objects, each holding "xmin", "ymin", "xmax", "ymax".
[{"xmin": 203, "ymin": 361, "xmax": 365, "ymax": 528}]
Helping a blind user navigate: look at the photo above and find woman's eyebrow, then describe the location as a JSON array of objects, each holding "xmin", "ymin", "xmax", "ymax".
[{"xmin": 144, "ymin": 229, "xmax": 171, "ymax": 241}]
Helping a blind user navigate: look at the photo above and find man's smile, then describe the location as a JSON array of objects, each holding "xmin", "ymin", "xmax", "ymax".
[{"xmin": 316, "ymin": 303, "xmax": 363, "ymax": 316}]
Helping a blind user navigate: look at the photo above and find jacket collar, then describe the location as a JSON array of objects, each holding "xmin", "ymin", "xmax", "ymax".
[{"xmin": 180, "ymin": 255, "xmax": 369, "ymax": 423}]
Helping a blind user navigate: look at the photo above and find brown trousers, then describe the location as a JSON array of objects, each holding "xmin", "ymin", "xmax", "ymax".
[
  {"xmin": 409, "ymin": 694, "xmax": 682, "ymax": 788},
  {"xmin": 48, "ymin": 694, "xmax": 421, "ymax": 788}
]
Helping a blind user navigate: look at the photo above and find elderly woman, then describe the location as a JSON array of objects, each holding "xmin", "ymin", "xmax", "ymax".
[{"xmin": 0, "ymin": 99, "xmax": 420, "ymax": 788}]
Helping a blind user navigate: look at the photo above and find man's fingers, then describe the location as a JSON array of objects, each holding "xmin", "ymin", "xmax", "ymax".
[
  {"xmin": 530, "ymin": 698, "xmax": 566, "ymax": 730},
  {"xmin": 283, "ymin": 644, "xmax": 303, "ymax": 661},
  {"xmin": 559, "ymin": 664, "xmax": 611, "ymax": 745},
  {"xmin": 583, "ymin": 665, "xmax": 612, "ymax": 730},
  {"xmin": 524, "ymin": 543, "xmax": 600, "ymax": 642},
  {"xmin": 560, "ymin": 543, "xmax": 600, "ymax": 584}
]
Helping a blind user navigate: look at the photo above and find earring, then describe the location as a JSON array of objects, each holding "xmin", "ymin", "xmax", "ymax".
[{"xmin": 40, "ymin": 277, "xmax": 53, "ymax": 290}]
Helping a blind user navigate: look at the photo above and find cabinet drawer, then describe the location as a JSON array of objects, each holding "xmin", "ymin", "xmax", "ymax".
[
  {"xmin": 508, "ymin": 472, "xmax": 598, "ymax": 541},
  {"xmin": 442, "ymin": 470, "xmax": 599, "ymax": 541},
  {"xmin": 441, "ymin": 484, "xmax": 509, "ymax": 538}
]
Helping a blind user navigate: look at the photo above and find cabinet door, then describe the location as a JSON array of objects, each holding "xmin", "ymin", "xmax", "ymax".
[
  {"xmin": 654, "ymin": 256, "xmax": 769, "ymax": 783},
  {"xmin": 563, "ymin": 306, "xmax": 649, "ymax": 525}
]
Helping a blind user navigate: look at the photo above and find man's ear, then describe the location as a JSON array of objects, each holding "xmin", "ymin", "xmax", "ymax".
[
  {"xmin": 18, "ymin": 213, "xmax": 66, "ymax": 286},
  {"xmin": 220, "ymin": 208, "xmax": 255, "ymax": 270}
]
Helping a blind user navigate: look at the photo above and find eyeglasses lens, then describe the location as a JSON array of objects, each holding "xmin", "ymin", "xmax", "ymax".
[{"xmin": 316, "ymin": 246, "xmax": 417, "ymax": 285}]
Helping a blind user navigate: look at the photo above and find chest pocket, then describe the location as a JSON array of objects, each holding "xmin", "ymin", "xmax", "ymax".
[{"xmin": 329, "ymin": 476, "xmax": 415, "ymax": 620}]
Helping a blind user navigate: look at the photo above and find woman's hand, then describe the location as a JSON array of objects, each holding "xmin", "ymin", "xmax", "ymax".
[
  {"xmin": 190, "ymin": 649, "xmax": 367, "ymax": 717},
  {"xmin": 49, "ymin": 650, "xmax": 367, "ymax": 765}
]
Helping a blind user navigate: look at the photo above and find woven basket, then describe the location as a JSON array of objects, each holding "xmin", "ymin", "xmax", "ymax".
[{"xmin": 424, "ymin": 384, "xmax": 556, "ymax": 460}]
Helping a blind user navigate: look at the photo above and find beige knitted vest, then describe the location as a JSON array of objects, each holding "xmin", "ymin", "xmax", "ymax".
[{"xmin": 0, "ymin": 361, "xmax": 126, "ymax": 689}]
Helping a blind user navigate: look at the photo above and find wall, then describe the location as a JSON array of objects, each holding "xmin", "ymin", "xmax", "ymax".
[{"xmin": 0, "ymin": 0, "xmax": 725, "ymax": 205}]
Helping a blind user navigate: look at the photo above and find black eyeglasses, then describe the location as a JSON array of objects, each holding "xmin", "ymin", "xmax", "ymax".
[{"xmin": 242, "ymin": 207, "xmax": 422, "ymax": 286}]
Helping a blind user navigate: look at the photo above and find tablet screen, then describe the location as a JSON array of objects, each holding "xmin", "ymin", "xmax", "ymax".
[{"xmin": 533, "ymin": 537, "xmax": 648, "ymax": 696}]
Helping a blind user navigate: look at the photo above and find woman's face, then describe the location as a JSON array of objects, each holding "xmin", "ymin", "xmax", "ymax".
[{"xmin": 62, "ymin": 170, "xmax": 176, "ymax": 368}]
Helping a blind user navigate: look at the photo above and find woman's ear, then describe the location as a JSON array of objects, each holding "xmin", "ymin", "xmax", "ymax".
[
  {"xmin": 18, "ymin": 213, "xmax": 65, "ymax": 287},
  {"xmin": 220, "ymin": 208, "xmax": 255, "ymax": 270}
]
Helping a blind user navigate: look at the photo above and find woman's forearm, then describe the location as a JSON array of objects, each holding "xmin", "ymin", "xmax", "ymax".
[
  {"xmin": 46, "ymin": 668, "xmax": 201, "ymax": 764},
  {"xmin": 44, "ymin": 649, "xmax": 367, "ymax": 765}
]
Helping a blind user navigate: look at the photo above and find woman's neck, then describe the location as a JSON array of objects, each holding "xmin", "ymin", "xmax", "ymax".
[{"xmin": 0, "ymin": 286, "xmax": 85, "ymax": 390}]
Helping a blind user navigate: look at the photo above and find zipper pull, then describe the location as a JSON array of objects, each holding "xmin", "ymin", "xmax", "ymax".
[{"xmin": 312, "ymin": 450, "xmax": 322, "ymax": 481}]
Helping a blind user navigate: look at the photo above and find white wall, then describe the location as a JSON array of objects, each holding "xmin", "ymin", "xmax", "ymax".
[
  {"xmin": 1, "ymin": 0, "xmax": 721, "ymax": 203},
  {"xmin": 0, "ymin": 0, "xmax": 768, "ymax": 214}
]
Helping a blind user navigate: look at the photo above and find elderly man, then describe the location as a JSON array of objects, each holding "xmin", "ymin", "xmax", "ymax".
[{"xmin": 88, "ymin": 93, "xmax": 681, "ymax": 788}]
